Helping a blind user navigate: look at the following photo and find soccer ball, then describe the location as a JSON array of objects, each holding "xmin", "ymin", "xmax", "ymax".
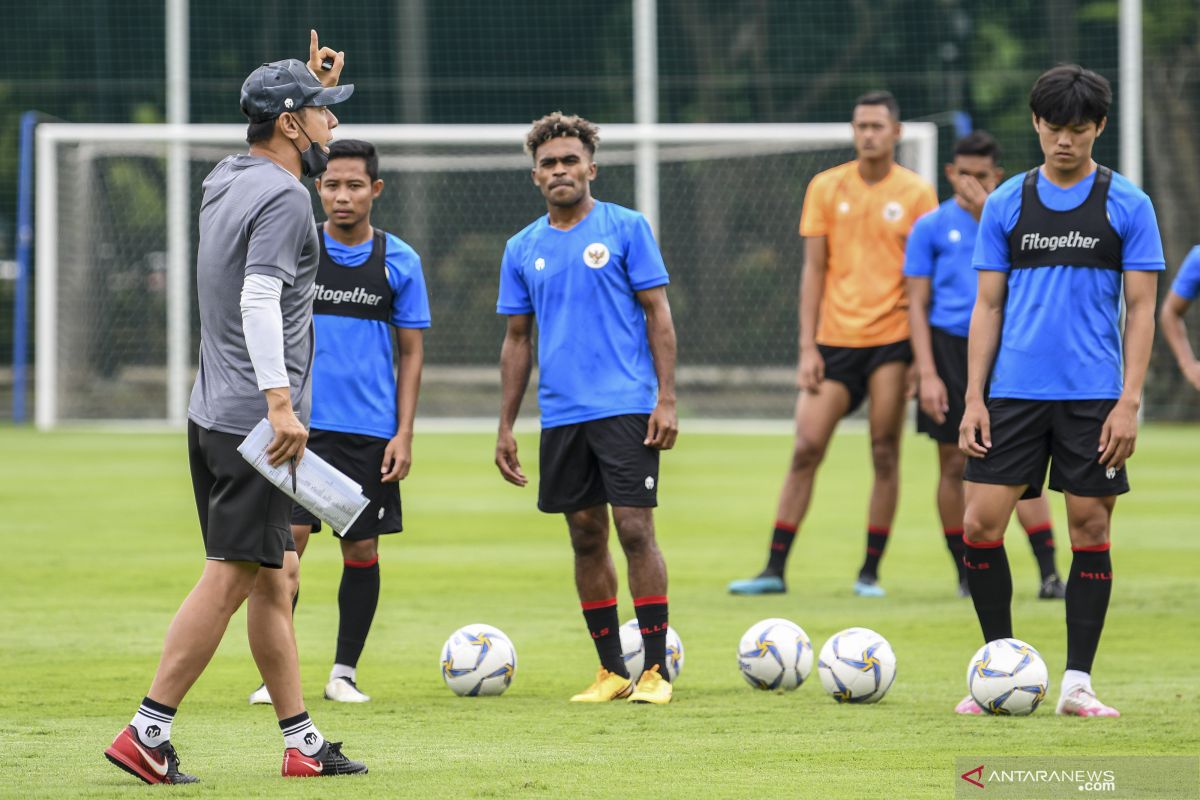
[
  {"xmin": 817, "ymin": 627, "xmax": 897, "ymax": 703},
  {"xmin": 619, "ymin": 619, "xmax": 684, "ymax": 682},
  {"xmin": 737, "ymin": 617, "xmax": 813, "ymax": 691},
  {"xmin": 967, "ymin": 638, "xmax": 1049, "ymax": 716},
  {"xmin": 440, "ymin": 624, "xmax": 517, "ymax": 697}
]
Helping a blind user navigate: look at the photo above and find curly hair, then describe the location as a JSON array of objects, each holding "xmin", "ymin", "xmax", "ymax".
[{"xmin": 524, "ymin": 112, "xmax": 600, "ymax": 160}]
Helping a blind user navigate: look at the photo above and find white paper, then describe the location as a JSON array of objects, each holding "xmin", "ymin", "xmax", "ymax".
[{"xmin": 237, "ymin": 418, "xmax": 371, "ymax": 537}]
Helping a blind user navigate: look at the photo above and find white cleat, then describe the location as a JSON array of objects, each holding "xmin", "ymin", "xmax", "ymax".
[
  {"xmin": 248, "ymin": 683, "xmax": 273, "ymax": 705},
  {"xmin": 1056, "ymin": 686, "xmax": 1120, "ymax": 718},
  {"xmin": 324, "ymin": 676, "xmax": 371, "ymax": 703}
]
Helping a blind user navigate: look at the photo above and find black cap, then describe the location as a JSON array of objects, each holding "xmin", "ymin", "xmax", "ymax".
[{"xmin": 240, "ymin": 58, "xmax": 354, "ymax": 124}]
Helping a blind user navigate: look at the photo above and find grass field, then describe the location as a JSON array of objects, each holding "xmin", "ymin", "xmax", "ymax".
[{"xmin": 2, "ymin": 424, "xmax": 1198, "ymax": 799}]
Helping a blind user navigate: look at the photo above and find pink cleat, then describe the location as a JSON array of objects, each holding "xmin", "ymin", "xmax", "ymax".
[
  {"xmin": 955, "ymin": 695, "xmax": 985, "ymax": 715},
  {"xmin": 1056, "ymin": 686, "xmax": 1120, "ymax": 717}
]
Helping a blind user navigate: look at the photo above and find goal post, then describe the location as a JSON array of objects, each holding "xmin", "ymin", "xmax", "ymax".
[{"xmin": 35, "ymin": 121, "xmax": 937, "ymax": 429}]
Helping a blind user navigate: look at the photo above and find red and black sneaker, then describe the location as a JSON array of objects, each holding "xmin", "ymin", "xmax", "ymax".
[
  {"xmin": 104, "ymin": 725, "xmax": 198, "ymax": 785},
  {"xmin": 282, "ymin": 740, "xmax": 368, "ymax": 777}
]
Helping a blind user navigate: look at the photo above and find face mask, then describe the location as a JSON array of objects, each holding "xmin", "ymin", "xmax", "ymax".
[{"xmin": 290, "ymin": 115, "xmax": 329, "ymax": 178}]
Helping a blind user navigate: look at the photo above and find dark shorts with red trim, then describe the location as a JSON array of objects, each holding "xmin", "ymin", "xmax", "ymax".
[
  {"xmin": 188, "ymin": 420, "xmax": 296, "ymax": 569},
  {"xmin": 963, "ymin": 398, "xmax": 1130, "ymax": 499},
  {"xmin": 915, "ymin": 328, "xmax": 967, "ymax": 444},
  {"xmin": 538, "ymin": 414, "xmax": 659, "ymax": 514},
  {"xmin": 291, "ymin": 428, "xmax": 403, "ymax": 540},
  {"xmin": 818, "ymin": 340, "xmax": 913, "ymax": 415}
]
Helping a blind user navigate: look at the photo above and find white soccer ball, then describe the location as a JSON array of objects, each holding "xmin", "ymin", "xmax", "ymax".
[
  {"xmin": 817, "ymin": 627, "xmax": 897, "ymax": 704},
  {"xmin": 619, "ymin": 618, "xmax": 684, "ymax": 682},
  {"xmin": 967, "ymin": 638, "xmax": 1049, "ymax": 716},
  {"xmin": 440, "ymin": 624, "xmax": 517, "ymax": 697},
  {"xmin": 738, "ymin": 617, "xmax": 814, "ymax": 691}
]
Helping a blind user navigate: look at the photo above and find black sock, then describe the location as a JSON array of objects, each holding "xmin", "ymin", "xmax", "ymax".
[
  {"xmin": 581, "ymin": 599, "xmax": 627, "ymax": 677},
  {"xmin": 765, "ymin": 520, "xmax": 797, "ymax": 575},
  {"xmin": 944, "ymin": 528, "xmax": 967, "ymax": 581},
  {"xmin": 858, "ymin": 526, "xmax": 890, "ymax": 581},
  {"xmin": 1025, "ymin": 522, "xmax": 1058, "ymax": 580},
  {"xmin": 964, "ymin": 540, "xmax": 1013, "ymax": 641},
  {"xmin": 633, "ymin": 595, "xmax": 670, "ymax": 682},
  {"xmin": 335, "ymin": 556, "xmax": 380, "ymax": 668},
  {"xmin": 1065, "ymin": 546, "xmax": 1113, "ymax": 673}
]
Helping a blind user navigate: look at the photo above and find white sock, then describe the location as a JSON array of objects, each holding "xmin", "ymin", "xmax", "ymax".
[
  {"xmin": 1061, "ymin": 669, "xmax": 1092, "ymax": 696},
  {"xmin": 130, "ymin": 698, "xmax": 175, "ymax": 747},
  {"xmin": 280, "ymin": 712, "xmax": 325, "ymax": 756},
  {"xmin": 330, "ymin": 663, "xmax": 356, "ymax": 682}
]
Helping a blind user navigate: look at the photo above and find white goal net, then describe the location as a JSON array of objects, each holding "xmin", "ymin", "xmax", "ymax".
[{"xmin": 35, "ymin": 122, "xmax": 936, "ymax": 428}]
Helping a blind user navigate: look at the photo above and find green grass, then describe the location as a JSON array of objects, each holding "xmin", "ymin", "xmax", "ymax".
[{"xmin": 2, "ymin": 425, "xmax": 1198, "ymax": 798}]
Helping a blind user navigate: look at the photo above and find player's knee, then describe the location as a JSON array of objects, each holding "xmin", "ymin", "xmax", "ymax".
[
  {"xmin": 939, "ymin": 450, "xmax": 966, "ymax": 482},
  {"xmin": 1068, "ymin": 509, "xmax": 1111, "ymax": 548},
  {"xmin": 870, "ymin": 437, "xmax": 900, "ymax": 477},
  {"xmin": 342, "ymin": 538, "xmax": 378, "ymax": 563},
  {"xmin": 789, "ymin": 436, "xmax": 826, "ymax": 473},
  {"xmin": 962, "ymin": 507, "xmax": 1005, "ymax": 543},
  {"xmin": 615, "ymin": 519, "xmax": 657, "ymax": 558},
  {"xmin": 568, "ymin": 520, "xmax": 609, "ymax": 559}
]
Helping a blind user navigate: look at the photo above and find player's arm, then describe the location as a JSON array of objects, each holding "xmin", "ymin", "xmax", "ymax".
[
  {"xmin": 906, "ymin": 277, "xmax": 947, "ymax": 423},
  {"xmin": 496, "ymin": 314, "xmax": 533, "ymax": 486},
  {"xmin": 381, "ymin": 327, "xmax": 423, "ymax": 483},
  {"xmin": 637, "ymin": 286, "xmax": 678, "ymax": 450},
  {"xmin": 797, "ymin": 236, "xmax": 827, "ymax": 392},
  {"xmin": 1098, "ymin": 271, "xmax": 1158, "ymax": 469},
  {"xmin": 959, "ymin": 270, "xmax": 1006, "ymax": 458},
  {"xmin": 1160, "ymin": 292, "xmax": 1200, "ymax": 391}
]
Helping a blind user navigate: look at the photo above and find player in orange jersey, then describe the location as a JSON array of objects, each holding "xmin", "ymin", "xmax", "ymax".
[{"xmin": 729, "ymin": 91, "xmax": 936, "ymax": 598}]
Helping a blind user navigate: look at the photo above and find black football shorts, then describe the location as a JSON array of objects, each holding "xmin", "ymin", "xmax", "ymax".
[
  {"xmin": 915, "ymin": 327, "xmax": 968, "ymax": 444},
  {"xmin": 538, "ymin": 414, "xmax": 660, "ymax": 514},
  {"xmin": 817, "ymin": 339, "xmax": 913, "ymax": 415},
  {"xmin": 290, "ymin": 428, "xmax": 404, "ymax": 539},
  {"xmin": 188, "ymin": 420, "xmax": 295, "ymax": 569},
  {"xmin": 963, "ymin": 398, "xmax": 1130, "ymax": 499}
]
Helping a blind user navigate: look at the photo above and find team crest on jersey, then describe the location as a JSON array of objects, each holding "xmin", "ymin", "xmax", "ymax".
[
  {"xmin": 534, "ymin": 257, "xmax": 546, "ymax": 271},
  {"xmin": 584, "ymin": 243, "xmax": 610, "ymax": 269},
  {"xmin": 882, "ymin": 201, "xmax": 903, "ymax": 222},
  {"xmin": 948, "ymin": 229, "xmax": 962, "ymax": 243},
  {"xmin": 837, "ymin": 201, "xmax": 851, "ymax": 214}
]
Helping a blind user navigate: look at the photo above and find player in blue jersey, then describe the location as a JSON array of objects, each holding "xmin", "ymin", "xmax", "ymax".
[
  {"xmin": 247, "ymin": 139, "xmax": 430, "ymax": 707},
  {"xmin": 495, "ymin": 113, "xmax": 679, "ymax": 705},
  {"xmin": 958, "ymin": 66, "xmax": 1164, "ymax": 718},
  {"xmin": 905, "ymin": 131, "xmax": 1065, "ymax": 604},
  {"xmin": 1160, "ymin": 246, "xmax": 1200, "ymax": 391}
]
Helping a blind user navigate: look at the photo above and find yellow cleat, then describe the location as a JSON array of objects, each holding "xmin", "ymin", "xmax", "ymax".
[
  {"xmin": 569, "ymin": 667, "xmax": 634, "ymax": 702},
  {"xmin": 628, "ymin": 664, "xmax": 673, "ymax": 704}
]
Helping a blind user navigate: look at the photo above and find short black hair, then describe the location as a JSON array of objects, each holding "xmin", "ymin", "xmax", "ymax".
[
  {"xmin": 953, "ymin": 130, "xmax": 1001, "ymax": 162},
  {"xmin": 525, "ymin": 112, "xmax": 600, "ymax": 160},
  {"xmin": 853, "ymin": 90, "xmax": 900, "ymax": 120},
  {"xmin": 328, "ymin": 138, "xmax": 380, "ymax": 181},
  {"xmin": 1029, "ymin": 64, "xmax": 1111, "ymax": 126},
  {"xmin": 245, "ymin": 118, "xmax": 275, "ymax": 144}
]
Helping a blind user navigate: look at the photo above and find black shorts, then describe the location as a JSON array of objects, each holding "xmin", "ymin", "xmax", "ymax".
[
  {"xmin": 187, "ymin": 420, "xmax": 295, "ymax": 569},
  {"xmin": 539, "ymin": 414, "xmax": 659, "ymax": 514},
  {"xmin": 818, "ymin": 340, "xmax": 913, "ymax": 415},
  {"xmin": 916, "ymin": 328, "xmax": 968, "ymax": 444},
  {"xmin": 963, "ymin": 398, "xmax": 1130, "ymax": 499},
  {"xmin": 291, "ymin": 428, "xmax": 403, "ymax": 540}
]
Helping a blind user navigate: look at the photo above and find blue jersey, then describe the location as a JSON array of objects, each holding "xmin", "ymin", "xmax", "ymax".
[
  {"xmin": 973, "ymin": 167, "xmax": 1164, "ymax": 400},
  {"xmin": 310, "ymin": 230, "xmax": 431, "ymax": 439},
  {"xmin": 497, "ymin": 201, "xmax": 670, "ymax": 428},
  {"xmin": 1170, "ymin": 246, "xmax": 1200, "ymax": 301},
  {"xmin": 903, "ymin": 199, "xmax": 979, "ymax": 338}
]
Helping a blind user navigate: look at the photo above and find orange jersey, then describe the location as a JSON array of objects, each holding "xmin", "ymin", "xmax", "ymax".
[{"xmin": 799, "ymin": 161, "xmax": 937, "ymax": 347}]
